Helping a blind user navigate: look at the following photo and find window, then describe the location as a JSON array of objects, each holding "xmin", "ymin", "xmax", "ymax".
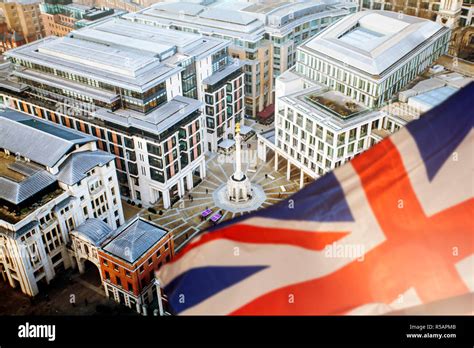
[
  {"xmin": 348, "ymin": 143, "xmax": 355, "ymax": 154},
  {"xmin": 150, "ymin": 168, "xmax": 165, "ymax": 183},
  {"xmin": 125, "ymin": 270, "xmax": 131, "ymax": 277},
  {"xmin": 337, "ymin": 147, "xmax": 344, "ymax": 157},
  {"xmin": 316, "ymin": 125, "xmax": 323, "ymax": 138},
  {"xmin": 349, "ymin": 128, "xmax": 356, "ymax": 142},
  {"xmin": 147, "ymin": 143, "xmax": 161, "ymax": 156},
  {"xmin": 139, "ymin": 265, "xmax": 144, "ymax": 273},
  {"xmin": 148, "ymin": 258, "xmax": 153, "ymax": 265},
  {"xmin": 296, "ymin": 114, "xmax": 303, "ymax": 127},
  {"xmin": 326, "ymin": 131, "xmax": 334, "ymax": 144},
  {"xmin": 149, "ymin": 155, "xmax": 163, "ymax": 168},
  {"xmin": 337, "ymin": 133, "xmax": 345, "ymax": 145},
  {"xmin": 327, "ymin": 147, "xmax": 333, "ymax": 157}
]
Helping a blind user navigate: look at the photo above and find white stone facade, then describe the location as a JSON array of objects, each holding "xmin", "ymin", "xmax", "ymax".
[{"xmin": 0, "ymin": 111, "xmax": 124, "ymax": 296}]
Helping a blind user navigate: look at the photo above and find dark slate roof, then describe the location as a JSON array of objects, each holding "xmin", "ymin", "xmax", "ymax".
[
  {"xmin": 0, "ymin": 220, "xmax": 38, "ymax": 239},
  {"xmin": 53, "ymin": 195, "xmax": 76, "ymax": 212},
  {"xmin": 0, "ymin": 108, "xmax": 95, "ymax": 167},
  {"xmin": 57, "ymin": 150, "xmax": 114, "ymax": 186},
  {"xmin": 102, "ymin": 217, "xmax": 169, "ymax": 263},
  {"xmin": 0, "ymin": 162, "xmax": 56, "ymax": 205},
  {"xmin": 15, "ymin": 220, "xmax": 38, "ymax": 237},
  {"xmin": 73, "ymin": 218, "xmax": 113, "ymax": 246}
]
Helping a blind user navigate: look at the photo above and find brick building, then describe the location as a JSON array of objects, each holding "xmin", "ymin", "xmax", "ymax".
[
  {"xmin": 0, "ymin": 0, "xmax": 45, "ymax": 43},
  {"xmin": 0, "ymin": 16, "xmax": 25, "ymax": 52},
  {"xmin": 97, "ymin": 216, "xmax": 173, "ymax": 315}
]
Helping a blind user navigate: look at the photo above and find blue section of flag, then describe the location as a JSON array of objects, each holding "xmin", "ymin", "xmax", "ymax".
[
  {"xmin": 257, "ymin": 171, "xmax": 354, "ymax": 222},
  {"xmin": 208, "ymin": 172, "xmax": 353, "ymax": 233},
  {"xmin": 406, "ymin": 82, "xmax": 474, "ymax": 181},
  {"xmin": 164, "ymin": 265, "xmax": 268, "ymax": 314}
]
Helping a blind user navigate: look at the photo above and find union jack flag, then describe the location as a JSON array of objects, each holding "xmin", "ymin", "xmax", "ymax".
[{"xmin": 158, "ymin": 83, "xmax": 474, "ymax": 315}]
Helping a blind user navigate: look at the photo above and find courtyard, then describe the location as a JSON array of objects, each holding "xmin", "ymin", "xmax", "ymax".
[{"xmin": 123, "ymin": 126, "xmax": 311, "ymax": 252}]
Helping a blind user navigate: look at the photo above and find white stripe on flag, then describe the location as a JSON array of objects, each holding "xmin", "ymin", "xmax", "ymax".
[{"xmin": 394, "ymin": 128, "xmax": 473, "ymax": 217}]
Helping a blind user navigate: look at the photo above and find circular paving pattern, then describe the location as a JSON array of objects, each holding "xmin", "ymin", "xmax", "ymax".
[
  {"xmin": 132, "ymin": 132, "xmax": 306, "ymax": 251},
  {"xmin": 212, "ymin": 182, "xmax": 266, "ymax": 213}
]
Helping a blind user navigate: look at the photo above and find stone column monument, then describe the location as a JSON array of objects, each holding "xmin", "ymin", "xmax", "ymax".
[{"xmin": 227, "ymin": 123, "xmax": 252, "ymax": 202}]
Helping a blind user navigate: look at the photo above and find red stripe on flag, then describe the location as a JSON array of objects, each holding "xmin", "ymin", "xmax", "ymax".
[{"xmin": 168, "ymin": 223, "xmax": 348, "ymax": 265}]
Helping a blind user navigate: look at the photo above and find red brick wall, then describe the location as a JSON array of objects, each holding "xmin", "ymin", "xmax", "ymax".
[{"xmin": 98, "ymin": 234, "xmax": 174, "ymax": 296}]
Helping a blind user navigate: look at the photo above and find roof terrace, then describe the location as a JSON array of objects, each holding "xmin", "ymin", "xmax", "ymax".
[
  {"xmin": 0, "ymin": 153, "xmax": 64, "ymax": 224},
  {"xmin": 304, "ymin": 90, "xmax": 368, "ymax": 120}
]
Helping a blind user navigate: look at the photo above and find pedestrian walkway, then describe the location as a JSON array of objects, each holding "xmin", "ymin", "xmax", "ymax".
[{"xmin": 137, "ymin": 142, "xmax": 300, "ymax": 250}]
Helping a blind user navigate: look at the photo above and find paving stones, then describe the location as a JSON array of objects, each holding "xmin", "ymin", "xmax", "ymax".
[
  {"xmin": 137, "ymin": 136, "xmax": 301, "ymax": 251},
  {"xmin": 213, "ymin": 183, "xmax": 267, "ymax": 213}
]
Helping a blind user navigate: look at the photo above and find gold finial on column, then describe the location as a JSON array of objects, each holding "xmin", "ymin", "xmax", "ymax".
[{"xmin": 235, "ymin": 122, "xmax": 240, "ymax": 135}]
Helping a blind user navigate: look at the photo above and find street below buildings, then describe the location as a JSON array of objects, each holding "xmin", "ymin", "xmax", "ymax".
[{"xmin": 0, "ymin": 265, "xmax": 136, "ymax": 316}]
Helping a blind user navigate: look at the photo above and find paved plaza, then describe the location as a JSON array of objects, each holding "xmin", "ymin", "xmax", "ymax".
[{"xmin": 126, "ymin": 130, "xmax": 310, "ymax": 252}]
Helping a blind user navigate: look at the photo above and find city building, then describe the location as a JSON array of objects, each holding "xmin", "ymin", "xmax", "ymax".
[
  {"xmin": 359, "ymin": 0, "xmax": 468, "ymax": 28},
  {"xmin": 294, "ymin": 10, "xmax": 450, "ymax": 108},
  {"xmin": 41, "ymin": 0, "xmax": 125, "ymax": 37},
  {"xmin": 75, "ymin": 0, "xmax": 142, "ymax": 13},
  {"xmin": 0, "ymin": 14, "xmax": 26, "ymax": 52},
  {"xmin": 1, "ymin": 18, "xmax": 244, "ymax": 208},
  {"xmin": 124, "ymin": 0, "xmax": 358, "ymax": 119},
  {"xmin": 374, "ymin": 64, "xmax": 473, "ymax": 142},
  {"xmin": 258, "ymin": 10, "xmax": 459, "ymax": 188},
  {"xmin": 258, "ymin": 72, "xmax": 386, "ymax": 187},
  {"xmin": 449, "ymin": 25, "xmax": 474, "ymax": 60},
  {"xmin": 0, "ymin": 0, "xmax": 45, "ymax": 43},
  {"xmin": 359, "ymin": 1, "xmax": 474, "ymax": 63},
  {"xmin": 449, "ymin": 0, "xmax": 474, "ymax": 60},
  {"xmin": 97, "ymin": 216, "xmax": 173, "ymax": 315},
  {"xmin": 0, "ymin": 107, "xmax": 124, "ymax": 296},
  {"xmin": 69, "ymin": 218, "xmax": 112, "ymax": 277},
  {"xmin": 460, "ymin": 0, "xmax": 473, "ymax": 27}
]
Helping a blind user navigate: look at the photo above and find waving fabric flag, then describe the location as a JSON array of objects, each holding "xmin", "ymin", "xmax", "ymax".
[{"xmin": 158, "ymin": 83, "xmax": 474, "ymax": 315}]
